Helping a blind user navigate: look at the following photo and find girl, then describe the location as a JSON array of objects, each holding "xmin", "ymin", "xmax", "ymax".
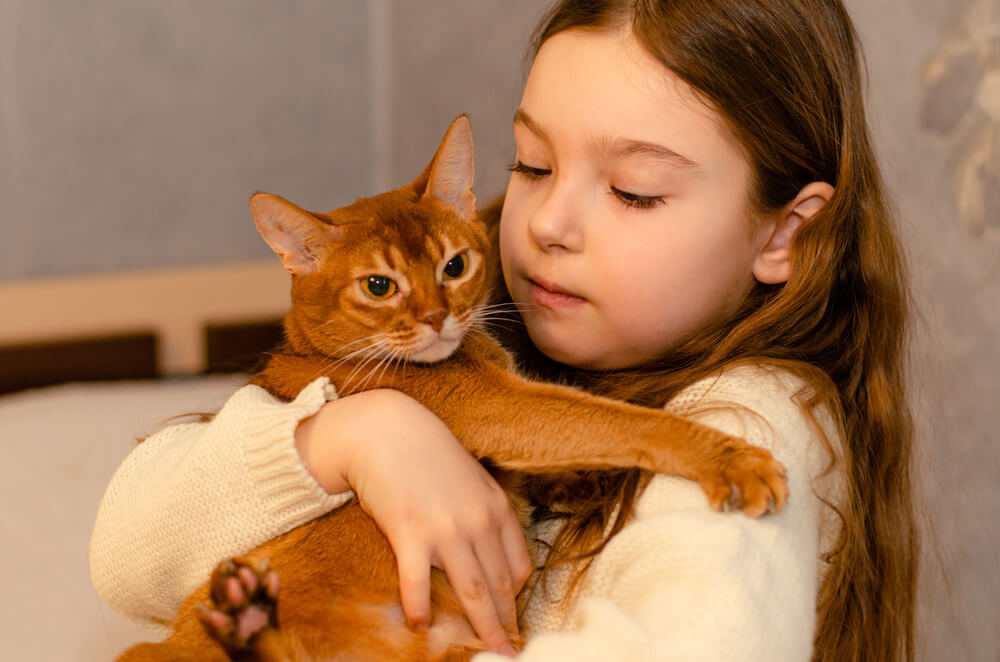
[{"xmin": 90, "ymin": 1, "xmax": 917, "ymax": 660}]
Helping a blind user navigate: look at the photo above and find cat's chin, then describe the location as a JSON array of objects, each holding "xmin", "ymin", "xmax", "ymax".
[{"xmin": 408, "ymin": 337, "xmax": 463, "ymax": 363}]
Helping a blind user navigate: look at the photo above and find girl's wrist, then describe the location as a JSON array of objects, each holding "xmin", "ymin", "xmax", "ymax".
[
  {"xmin": 293, "ymin": 389, "xmax": 406, "ymax": 495},
  {"xmin": 294, "ymin": 396, "xmax": 358, "ymax": 495}
]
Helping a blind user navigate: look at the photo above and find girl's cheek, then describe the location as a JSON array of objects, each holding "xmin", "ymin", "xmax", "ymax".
[
  {"xmin": 500, "ymin": 184, "xmax": 530, "ymax": 239},
  {"xmin": 498, "ymin": 199, "xmax": 523, "ymax": 273}
]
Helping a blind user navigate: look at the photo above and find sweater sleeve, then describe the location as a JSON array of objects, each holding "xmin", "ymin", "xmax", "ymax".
[
  {"xmin": 475, "ymin": 367, "xmax": 841, "ymax": 662},
  {"xmin": 89, "ymin": 377, "xmax": 355, "ymax": 631}
]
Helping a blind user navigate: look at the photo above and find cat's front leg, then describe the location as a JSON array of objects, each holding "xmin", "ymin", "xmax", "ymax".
[
  {"xmin": 429, "ymin": 368, "xmax": 790, "ymax": 518},
  {"xmin": 256, "ymin": 352, "xmax": 788, "ymax": 517}
]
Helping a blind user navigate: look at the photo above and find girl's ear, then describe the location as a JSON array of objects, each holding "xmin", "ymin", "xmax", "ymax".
[
  {"xmin": 420, "ymin": 114, "xmax": 477, "ymax": 221},
  {"xmin": 753, "ymin": 182, "xmax": 834, "ymax": 284},
  {"xmin": 250, "ymin": 192, "xmax": 343, "ymax": 276}
]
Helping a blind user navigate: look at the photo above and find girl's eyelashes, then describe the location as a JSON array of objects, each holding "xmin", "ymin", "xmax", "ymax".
[
  {"xmin": 610, "ymin": 187, "xmax": 665, "ymax": 210},
  {"xmin": 509, "ymin": 159, "xmax": 664, "ymax": 209},
  {"xmin": 508, "ymin": 160, "xmax": 550, "ymax": 180}
]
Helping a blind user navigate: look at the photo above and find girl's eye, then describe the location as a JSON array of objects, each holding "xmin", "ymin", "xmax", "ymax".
[
  {"xmin": 611, "ymin": 187, "xmax": 665, "ymax": 210},
  {"xmin": 507, "ymin": 160, "xmax": 550, "ymax": 180},
  {"xmin": 443, "ymin": 253, "xmax": 467, "ymax": 280},
  {"xmin": 362, "ymin": 276, "xmax": 397, "ymax": 300}
]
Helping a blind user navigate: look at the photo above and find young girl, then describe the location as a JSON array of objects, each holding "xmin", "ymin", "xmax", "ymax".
[{"xmin": 90, "ymin": 1, "xmax": 917, "ymax": 660}]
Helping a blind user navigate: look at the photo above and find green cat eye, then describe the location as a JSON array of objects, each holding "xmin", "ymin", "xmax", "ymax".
[
  {"xmin": 362, "ymin": 276, "xmax": 397, "ymax": 300},
  {"xmin": 443, "ymin": 253, "xmax": 467, "ymax": 280}
]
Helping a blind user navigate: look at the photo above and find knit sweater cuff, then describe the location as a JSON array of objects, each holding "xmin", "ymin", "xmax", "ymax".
[{"xmin": 229, "ymin": 377, "xmax": 355, "ymax": 534}]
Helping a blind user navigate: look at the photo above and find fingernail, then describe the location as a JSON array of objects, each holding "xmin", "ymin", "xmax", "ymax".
[{"xmin": 499, "ymin": 642, "xmax": 517, "ymax": 657}]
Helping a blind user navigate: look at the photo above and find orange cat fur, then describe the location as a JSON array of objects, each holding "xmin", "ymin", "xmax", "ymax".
[{"xmin": 116, "ymin": 116, "xmax": 787, "ymax": 662}]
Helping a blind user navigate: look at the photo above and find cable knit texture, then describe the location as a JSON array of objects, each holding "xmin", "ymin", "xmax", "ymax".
[{"xmin": 90, "ymin": 367, "xmax": 841, "ymax": 660}]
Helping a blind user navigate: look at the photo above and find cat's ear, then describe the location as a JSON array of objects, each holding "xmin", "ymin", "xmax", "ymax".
[
  {"xmin": 419, "ymin": 114, "xmax": 477, "ymax": 221},
  {"xmin": 249, "ymin": 193, "xmax": 343, "ymax": 276}
]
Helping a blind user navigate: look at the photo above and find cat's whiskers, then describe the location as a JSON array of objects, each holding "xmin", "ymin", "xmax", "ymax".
[
  {"xmin": 318, "ymin": 336, "xmax": 389, "ymax": 385},
  {"xmin": 478, "ymin": 301, "xmax": 541, "ymax": 312},
  {"xmin": 342, "ymin": 341, "xmax": 395, "ymax": 389},
  {"xmin": 472, "ymin": 302, "xmax": 540, "ymax": 320},
  {"xmin": 354, "ymin": 344, "xmax": 399, "ymax": 391},
  {"xmin": 304, "ymin": 345, "xmax": 380, "ymax": 390},
  {"xmin": 467, "ymin": 304, "xmax": 531, "ymax": 330},
  {"xmin": 330, "ymin": 333, "xmax": 391, "ymax": 358},
  {"xmin": 323, "ymin": 333, "xmax": 394, "ymax": 372},
  {"xmin": 390, "ymin": 347, "xmax": 407, "ymax": 385},
  {"xmin": 373, "ymin": 345, "xmax": 403, "ymax": 389},
  {"xmin": 302, "ymin": 338, "xmax": 373, "ymax": 374},
  {"xmin": 469, "ymin": 309, "xmax": 527, "ymax": 322},
  {"xmin": 330, "ymin": 342, "xmax": 383, "ymax": 367}
]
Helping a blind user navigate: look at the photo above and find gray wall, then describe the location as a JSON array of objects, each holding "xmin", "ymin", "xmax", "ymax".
[
  {"xmin": 0, "ymin": 0, "xmax": 541, "ymax": 280},
  {"xmin": 2, "ymin": 0, "xmax": 997, "ymax": 659}
]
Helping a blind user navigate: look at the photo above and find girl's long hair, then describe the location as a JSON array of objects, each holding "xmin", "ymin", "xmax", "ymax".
[{"xmin": 493, "ymin": 1, "xmax": 917, "ymax": 660}]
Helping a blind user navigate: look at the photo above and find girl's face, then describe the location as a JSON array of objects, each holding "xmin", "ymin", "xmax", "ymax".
[{"xmin": 500, "ymin": 28, "xmax": 771, "ymax": 370}]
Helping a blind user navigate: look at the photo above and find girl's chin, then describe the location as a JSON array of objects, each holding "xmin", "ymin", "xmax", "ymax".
[
  {"xmin": 528, "ymin": 326, "xmax": 652, "ymax": 371},
  {"xmin": 525, "ymin": 326, "xmax": 605, "ymax": 370}
]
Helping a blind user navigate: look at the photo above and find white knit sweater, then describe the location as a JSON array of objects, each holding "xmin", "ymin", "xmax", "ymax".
[{"xmin": 90, "ymin": 366, "xmax": 842, "ymax": 661}]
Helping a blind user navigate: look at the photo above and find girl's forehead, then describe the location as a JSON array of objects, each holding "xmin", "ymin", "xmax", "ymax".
[{"xmin": 522, "ymin": 28, "xmax": 741, "ymax": 174}]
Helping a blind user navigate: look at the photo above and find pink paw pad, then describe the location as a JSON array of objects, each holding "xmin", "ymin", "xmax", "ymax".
[{"xmin": 197, "ymin": 558, "xmax": 281, "ymax": 652}]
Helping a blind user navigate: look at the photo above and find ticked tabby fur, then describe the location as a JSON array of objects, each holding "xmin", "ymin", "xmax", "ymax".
[{"xmin": 117, "ymin": 115, "xmax": 788, "ymax": 662}]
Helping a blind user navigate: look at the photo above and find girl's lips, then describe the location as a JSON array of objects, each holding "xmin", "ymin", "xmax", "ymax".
[{"xmin": 528, "ymin": 278, "xmax": 586, "ymax": 308}]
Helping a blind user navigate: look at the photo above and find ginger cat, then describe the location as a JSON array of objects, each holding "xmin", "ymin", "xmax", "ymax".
[{"xmin": 116, "ymin": 115, "xmax": 787, "ymax": 662}]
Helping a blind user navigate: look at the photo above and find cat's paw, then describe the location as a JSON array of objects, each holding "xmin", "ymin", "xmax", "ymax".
[
  {"xmin": 197, "ymin": 557, "xmax": 280, "ymax": 652},
  {"xmin": 696, "ymin": 444, "xmax": 789, "ymax": 517}
]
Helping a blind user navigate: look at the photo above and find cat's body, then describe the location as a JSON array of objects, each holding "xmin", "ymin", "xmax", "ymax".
[{"xmin": 116, "ymin": 116, "xmax": 787, "ymax": 662}]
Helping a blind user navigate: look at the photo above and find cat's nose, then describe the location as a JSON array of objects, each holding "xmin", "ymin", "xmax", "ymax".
[{"xmin": 420, "ymin": 309, "xmax": 448, "ymax": 332}]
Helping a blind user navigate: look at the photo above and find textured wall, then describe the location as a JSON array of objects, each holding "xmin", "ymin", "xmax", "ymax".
[
  {"xmin": 845, "ymin": 0, "xmax": 1000, "ymax": 659},
  {"xmin": 2, "ymin": 0, "xmax": 996, "ymax": 659}
]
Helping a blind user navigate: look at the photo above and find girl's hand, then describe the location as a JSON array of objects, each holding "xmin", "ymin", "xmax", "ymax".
[{"xmin": 295, "ymin": 389, "xmax": 531, "ymax": 656}]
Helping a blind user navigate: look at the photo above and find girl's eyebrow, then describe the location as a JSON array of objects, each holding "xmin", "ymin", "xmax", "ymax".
[
  {"xmin": 513, "ymin": 108, "xmax": 701, "ymax": 171},
  {"xmin": 596, "ymin": 137, "xmax": 702, "ymax": 171},
  {"xmin": 513, "ymin": 108, "xmax": 551, "ymax": 144}
]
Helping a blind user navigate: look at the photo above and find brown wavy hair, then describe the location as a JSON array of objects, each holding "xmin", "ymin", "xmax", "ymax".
[{"xmin": 490, "ymin": 1, "xmax": 917, "ymax": 660}]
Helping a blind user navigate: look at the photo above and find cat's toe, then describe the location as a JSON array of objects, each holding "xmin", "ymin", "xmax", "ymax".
[
  {"xmin": 733, "ymin": 450, "xmax": 788, "ymax": 517},
  {"xmin": 699, "ymin": 446, "xmax": 788, "ymax": 517},
  {"xmin": 200, "ymin": 557, "xmax": 280, "ymax": 652}
]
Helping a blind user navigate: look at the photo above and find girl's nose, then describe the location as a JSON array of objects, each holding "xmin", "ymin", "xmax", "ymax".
[{"xmin": 527, "ymin": 184, "xmax": 584, "ymax": 254}]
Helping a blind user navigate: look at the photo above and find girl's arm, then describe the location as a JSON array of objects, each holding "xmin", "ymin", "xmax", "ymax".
[
  {"xmin": 324, "ymin": 389, "xmax": 532, "ymax": 655},
  {"xmin": 474, "ymin": 367, "xmax": 840, "ymax": 661},
  {"xmin": 90, "ymin": 377, "xmax": 529, "ymax": 654}
]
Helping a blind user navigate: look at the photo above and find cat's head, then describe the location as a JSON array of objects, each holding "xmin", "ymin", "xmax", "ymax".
[{"xmin": 250, "ymin": 115, "xmax": 493, "ymax": 363}]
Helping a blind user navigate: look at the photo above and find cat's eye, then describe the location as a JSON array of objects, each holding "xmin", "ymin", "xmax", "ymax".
[
  {"xmin": 362, "ymin": 276, "xmax": 397, "ymax": 300},
  {"xmin": 443, "ymin": 253, "xmax": 467, "ymax": 280}
]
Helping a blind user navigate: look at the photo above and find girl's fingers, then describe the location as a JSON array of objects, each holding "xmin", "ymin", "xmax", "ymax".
[
  {"xmin": 500, "ymin": 515, "xmax": 533, "ymax": 593},
  {"xmin": 473, "ymin": 534, "xmax": 519, "ymax": 637},
  {"xmin": 396, "ymin": 547, "xmax": 432, "ymax": 628},
  {"xmin": 440, "ymin": 542, "xmax": 512, "ymax": 654}
]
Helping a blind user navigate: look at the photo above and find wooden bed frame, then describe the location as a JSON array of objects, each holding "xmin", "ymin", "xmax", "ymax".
[{"xmin": 0, "ymin": 260, "xmax": 292, "ymax": 394}]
